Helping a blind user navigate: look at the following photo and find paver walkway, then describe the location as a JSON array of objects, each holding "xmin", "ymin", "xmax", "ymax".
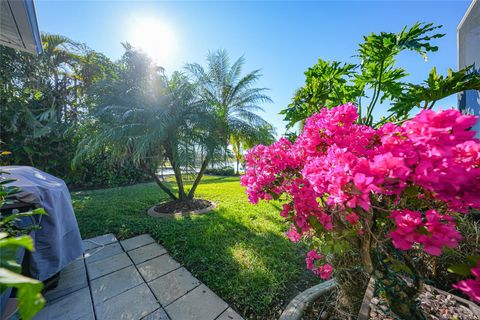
[{"xmin": 34, "ymin": 234, "xmax": 243, "ymax": 320}]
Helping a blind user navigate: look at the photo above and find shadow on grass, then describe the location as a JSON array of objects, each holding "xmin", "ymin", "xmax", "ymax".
[
  {"xmin": 144, "ymin": 209, "xmax": 317, "ymax": 318},
  {"xmin": 72, "ymin": 180, "xmax": 319, "ymax": 319}
]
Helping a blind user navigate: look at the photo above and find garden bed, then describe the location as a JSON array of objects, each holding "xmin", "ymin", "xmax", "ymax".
[{"xmin": 147, "ymin": 199, "xmax": 215, "ymax": 217}]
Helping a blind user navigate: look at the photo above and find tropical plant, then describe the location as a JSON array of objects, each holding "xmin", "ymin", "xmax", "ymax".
[
  {"xmin": 1, "ymin": 34, "xmax": 148, "ymax": 188},
  {"xmin": 0, "ymin": 156, "xmax": 46, "ymax": 320},
  {"xmin": 281, "ymin": 23, "xmax": 480, "ymax": 129},
  {"xmin": 75, "ymin": 45, "xmax": 221, "ymax": 201},
  {"xmin": 242, "ymin": 104, "xmax": 480, "ymax": 318},
  {"xmin": 186, "ymin": 50, "xmax": 273, "ymax": 167}
]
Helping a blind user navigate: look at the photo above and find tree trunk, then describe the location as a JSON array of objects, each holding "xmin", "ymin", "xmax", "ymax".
[
  {"xmin": 236, "ymin": 158, "xmax": 239, "ymax": 175},
  {"xmin": 224, "ymin": 142, "xmax": 228, "ymax": 168},
  {"xmin": 141, "ymin": 163, "xmax": 177, "ymax": 201},
  {"xmin": 165, "ymin": 144, "xmax": 187, "ymax": 200},
  {"xmin": 360, "ymin": 236, "xmax": 374, "ymax": 274},
  {"xmin": 187, "ymin": 157, "xmax": 209, "ymax": 199}
]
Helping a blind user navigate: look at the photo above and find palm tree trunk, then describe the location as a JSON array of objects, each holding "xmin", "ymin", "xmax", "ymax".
[
  {"xmin": 236, "ymin": 158, "xmax": 239, "ymax": 175},
  {"xmin": 187, "ymin": 157, "xmax": 209, "ymax": 199},
  {"xmin": 224, "ymin": 142, "xmax": 228, "ymax": 168},
  {"xmin": 165, "ymin": 144, "xmax": 187, "ymax": 200},
  {"xmin": 141, "ymin": 163, "xmax": 177, "ymax": 201}
]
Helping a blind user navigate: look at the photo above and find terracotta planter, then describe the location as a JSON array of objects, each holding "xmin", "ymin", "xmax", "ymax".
[{"xmin": 358, "ymin": 277, "xmax": 480, "ymax": 320}]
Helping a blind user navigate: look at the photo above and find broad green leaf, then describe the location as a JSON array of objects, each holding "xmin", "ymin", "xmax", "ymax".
[
  {"xmin": 0, "ymin": 209, "xmax": 46, "ymax": 226},
  {"xmin": 448, "ymin": 263, "xmax": 473, "ymax": 277},
  {"xmin": 0, "ymin": 268, "xmax": 45, "ymax": 320},
  {"xmin": 0, "ymin": 235, "xmax": 34, "ymax": 251}
]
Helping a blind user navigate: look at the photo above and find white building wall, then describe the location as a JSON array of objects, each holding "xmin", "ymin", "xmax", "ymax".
[{"xmin": 458, "ymin": 0, "xmax": 480, "ymax": 134}]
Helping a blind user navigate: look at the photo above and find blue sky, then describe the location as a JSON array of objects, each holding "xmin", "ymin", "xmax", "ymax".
[{"xmin": 36, "ymin": 0, "xmax": 471, "ymax": 134}]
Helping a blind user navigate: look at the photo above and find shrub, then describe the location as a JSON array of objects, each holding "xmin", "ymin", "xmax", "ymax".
[
  {"xmin": 242, "ymin": 104, "xmax": 480, "ymax": 317},
  {"xmin": 205, "ymin": 166, "xmax": 236, "ymax": 176},
  {"xmin": 68, "ymin": 154, "xmax": 151, "ymax": 190}
]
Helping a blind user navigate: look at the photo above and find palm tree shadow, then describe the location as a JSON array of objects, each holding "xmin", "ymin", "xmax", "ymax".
[{"xmin": 147, "ymin": 207, "xmax": 319, "ymax": 317}]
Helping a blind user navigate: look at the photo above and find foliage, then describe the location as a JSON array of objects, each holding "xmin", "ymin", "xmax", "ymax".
[
  {"xmin": 68, "ymin": 153, "xmax": 151, "ymax": 190},
  {"xmin": 204, "ymin": 166, "xmax": 236, "ymax": 176},
  {"xmin": 0, "ymin": 34, "xmax": 147, "ymax": 188},
  {"xmin": 71, "ymin": 176, "xmax": 318, "ymax": 318},
  {"xmin": 2, "ymin": 36, "xmax": 273, "ymax": 191},
  {"xmin": 242, "ymin": 104, "xmax": 480, "ymax": 317},
  {"xmin": 186, "ymin": 50, "xmax": 273, "ymax": 168},
  {"xmin": 0, "ymin": 168, "xmax": 45, "ymax": 319},
  {"xmin": 282, "ymin": 23, "xmax": 480, "ymax": 128},
  {"xmin": 75, "ymin": 45, "xmax": 222, "ymax": 201}
]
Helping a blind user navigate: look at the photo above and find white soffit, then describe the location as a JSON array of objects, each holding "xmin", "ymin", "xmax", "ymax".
[{"xmin": 0, "ymin": 0, "xmax": 42, "ymax": 54}]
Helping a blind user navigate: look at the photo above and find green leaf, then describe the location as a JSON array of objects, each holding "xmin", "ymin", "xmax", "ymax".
[
  {"xmin": 448, "ymin": 263, "xmax": 473, "ymax": 277},
  {"xmin": 466, "ymin": 255, "xmax": 480, "ymax": 268},
  {"xmin": 0, "ymin": 268, "xmax": 45, "ymax": 320},
  {"xmin": 389, "ymin": 65, "xmax": 480, "ymax": 118},
  {"xmin": 0, "ymin": 235, "xmax": 34, "ymax": 251},
  {"xmin": 0, "ymin": 209, "xmax": 46, "ymax": 226}
]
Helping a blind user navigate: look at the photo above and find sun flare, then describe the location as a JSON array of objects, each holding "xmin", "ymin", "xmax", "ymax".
[{"xmin": 129, "ymin": 17, "xmax": 177, "ymax": 64}]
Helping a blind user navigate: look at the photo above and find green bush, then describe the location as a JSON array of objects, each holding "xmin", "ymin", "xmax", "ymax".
[
  {"xmin": 204, "ymin": 166, "xmax": 236, "ymax": 176},
  {"xmin": 68, "ymin": 154, "xmax": 151, "ymax": 190}
]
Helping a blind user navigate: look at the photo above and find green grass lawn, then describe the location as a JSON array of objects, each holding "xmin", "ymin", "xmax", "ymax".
[{"xmin": 71, "ymin": 176, "xmax": 319, "ymax": 319}]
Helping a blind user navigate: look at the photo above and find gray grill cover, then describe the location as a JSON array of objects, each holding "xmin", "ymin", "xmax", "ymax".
[{"xmin": 0, "ymin": 166, "xmax": 84, "ymax": 281}]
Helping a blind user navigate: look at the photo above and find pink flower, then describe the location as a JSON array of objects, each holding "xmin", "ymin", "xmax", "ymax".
[
  {"xmin": 389, "ymin": 209, "xmax": 461, "ymax": 256},
  {"xmin": 389, "ymin": 210, "xmax": 423, "ymax": 250},
  {"xmin": 314, "ymin": 263, "xmax": 334, "ymax": 279},
  {"xmin": 453, "ymin": 261, "xmax": 480, "ymax": 303},
  {"xmin": 345, "ymin": 212, "xmax": 359, "ymax": 225},
  {"xmin": 305, "ymin": 250, "xmax": 333, "ymax": 279},
  {"xmin": 241, "ymin": 104, "xmax": 480, "ymax": 278},
  {"xmin": 306, "ymin": 250, "xmax": 322, "ymax": 270},
  {"xmin": 418, "ymin": 210, "xmax": 461, "ymax": 256},
  {"xmin": 286, "ymin": 226, "xmax": 302, "ymax": 242},
  {"xmin": 280, "ymin": 203, "xmax": 292, "ymax": 218}
]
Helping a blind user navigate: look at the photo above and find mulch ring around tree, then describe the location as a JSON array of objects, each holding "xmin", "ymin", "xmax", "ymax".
[{"xmin": 147, "ymin": 199, "xmax": 216, "ymax": 218}]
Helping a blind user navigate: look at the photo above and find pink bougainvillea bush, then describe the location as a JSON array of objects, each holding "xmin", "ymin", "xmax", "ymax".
[{"xmin": 241, "ymin": 103, "xmax": 480, "ymax": 309}]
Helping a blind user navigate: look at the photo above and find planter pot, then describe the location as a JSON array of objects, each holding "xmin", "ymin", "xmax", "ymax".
[{"xmin": 358, "ymin": 277, "xmax": 480, "ymax": 320}]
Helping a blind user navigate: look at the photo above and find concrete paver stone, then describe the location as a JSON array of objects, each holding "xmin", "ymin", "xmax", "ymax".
[
  {"xmin": 44, "ymin": 257, "xmax": 88, "ymax": 302},
  {"xmin": 217, "ymin": 308, "xmax": 244, "ymax": 320},
  {"xmin": 137, "ymin": 254, "xmax": 181, "ymax": 282},
  {"xmin": 165, "ymin": 284, "xmax": 228, "ymax": 320},
  {"xmin": 94, "ymin": 283, "xmax": 159, "ymax": 320},
  {"xmin": 128, "ymin": 242, "xmax": 167, "ymax": 264},
  {"xmin": 148, "ymin": 267, "xmax": 200, "ymax": 306},
  {"xmin": 86, "ymin": 252, "xmax": 133, "ymax": 280},
  {"xmin": 90, "ymin": 266, "xmax": 144, "ymax": 304},
  {"xmin": 120, "ymin": 234, "xmax": 155, "ymax": 252},
  {"xmin": 83, "ymin": 234, "xmax": 117, "ymax": 250},
  {"xmin": 33, "ymin": 287, "xmax": 94, "ymax": 320}
]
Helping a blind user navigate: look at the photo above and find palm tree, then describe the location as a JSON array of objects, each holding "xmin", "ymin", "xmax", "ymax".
[
  {"xmin": 186, "ymin": 50, "xmax": 273, "ymax": 167},
  {"xmin": 74, "ymin": 45, "xmax": 220, "ymax": 201},
  {"xmin": 230, "ymin": 124, "xmax": 276, "ymax": 174}
]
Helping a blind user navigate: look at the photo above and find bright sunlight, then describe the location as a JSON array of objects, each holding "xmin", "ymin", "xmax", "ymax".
[{"xmin": 128, "ymin": 16, "xmax": 177, "ymax": 64}]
